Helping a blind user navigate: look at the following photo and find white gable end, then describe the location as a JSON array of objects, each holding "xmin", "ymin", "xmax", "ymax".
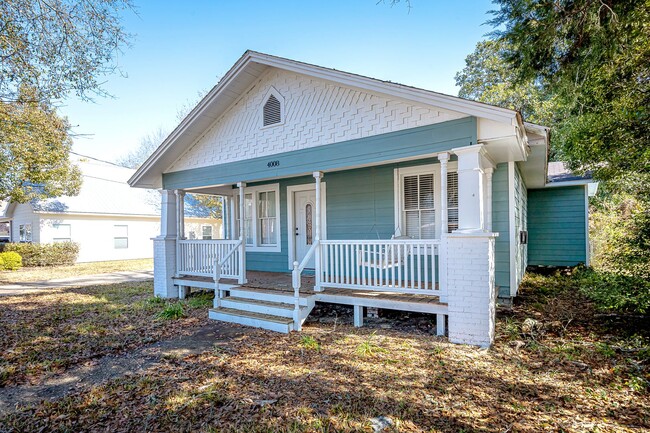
[{"xmin": 167, "ymin": 68, "xmax": 467, "ymax": 173}]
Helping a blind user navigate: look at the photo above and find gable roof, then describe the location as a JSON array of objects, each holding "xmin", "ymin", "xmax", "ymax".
[
  {"xmin": 30, "ymin": 157, "xmax": 161, "ymax": 216},
  {"xmin": 129, "ymin": 50, "xmax": 527, "ymax": 189}
]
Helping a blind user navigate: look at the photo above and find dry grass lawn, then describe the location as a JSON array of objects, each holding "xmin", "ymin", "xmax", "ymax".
[
  {"xmin": 0, "ymin": 258, "xmax": 153, "ymax": 284},
  {"xmin": 0, "ymin": 281, "xmax": 209, "ymax": 386},
  {"xmin": 0, "ymin": 272, "xmax": 648, "ymax": 432}
]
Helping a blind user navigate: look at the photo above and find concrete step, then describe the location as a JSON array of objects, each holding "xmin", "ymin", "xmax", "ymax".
[
  {"xmin": 209, "ymin": 307, "xmax": 293, "ymax": 333},
  {"xmin": 220, "ymin": 297, "xmax": 305, "ymax": 318}
]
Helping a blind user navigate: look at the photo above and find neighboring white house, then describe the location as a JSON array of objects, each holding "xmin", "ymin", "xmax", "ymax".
[
  {"xmin": 0, "ymin": 157, "xmax": 222, "ymax": 263},
  {"xmin": 129, "ymin": 51, "xmax": 594, "ymax": 347}
]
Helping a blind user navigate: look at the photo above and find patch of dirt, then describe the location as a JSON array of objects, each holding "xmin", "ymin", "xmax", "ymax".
[{"xmin": 0, "ymin": 322, "xmax": 253, "ymax": 415}]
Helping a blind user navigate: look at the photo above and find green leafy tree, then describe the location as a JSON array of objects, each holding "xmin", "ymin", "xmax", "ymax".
[
  {"xmin": 0, "ymin": 0, "xmax": 132, "ymax": 203},
  {"xmin": 488, "ymin": 0, "xmax": 650, "ymax": 184},
  {"xmin": 0, "ymin": 86, "xmax": 81, "ymax": 202},
  {"xmin": 455, "ymin": 39, "xmax": 556, "ymax": 126},
  {"xmin": 1, "ymin": 0, "xmax": 133, "ymax": 103}
]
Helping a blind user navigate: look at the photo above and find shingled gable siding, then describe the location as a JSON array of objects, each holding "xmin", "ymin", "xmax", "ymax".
[
  {"xmin": 162, "ymin": 118, "xmax": 477, "ymax": 191},
  {"xmin": 491, "ymin": 163, "xmax": 511, "ymax": 298},
  {"xmin": 240, "ymin": 159, "xmax": 440, "ymax": 273},
  {"xmin": 528, "ymin": 185, "xmax": 588, "ymax": 266}
]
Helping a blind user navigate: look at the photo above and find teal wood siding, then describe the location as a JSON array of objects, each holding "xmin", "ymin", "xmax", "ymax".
[
  {"xmin": 492, "ymin": 163, "xmax": 510, "ymax": 298},
  {"xmin": 528, "ymin": 185, "xmax": 587, "ymax": 266},
  {"xmin": 163, "ymin": 118, "xmax": 477, "ymax": 190},
  {"xmin": 512, "ymin": 163, "xmax": 528, "ymax": 295},
  {"xmin": 243, "ymin": 160, "xmax": 440, "ymax": 273}
]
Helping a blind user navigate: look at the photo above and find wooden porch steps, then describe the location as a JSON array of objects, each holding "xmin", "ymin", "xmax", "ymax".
[
  {"xmin": 209, "ymin": 308, "xmax": 295, "ymax": 333},
  {"xmin": 209, "ymin": 286, "xmax": 316, "ymax": 333}
]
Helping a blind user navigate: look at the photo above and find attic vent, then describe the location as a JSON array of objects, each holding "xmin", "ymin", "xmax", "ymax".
[{"xmin": 263, "ymin": 94, "xmax": 282, "ymax": 126}]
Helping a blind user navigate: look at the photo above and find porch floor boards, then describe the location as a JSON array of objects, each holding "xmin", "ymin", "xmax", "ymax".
[{"xmin": 175, "ymin": 271, "xmax": 447, "ymax": 312}]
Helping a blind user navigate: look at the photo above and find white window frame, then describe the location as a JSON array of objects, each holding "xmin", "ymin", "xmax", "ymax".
[
  {"xmin": 113, "ymin": 224, "xmax": 129, "ymax": 249},
  {"xmin": 231, "ymin": 183, "xmax": 281, "ymax": 252},
  {"xmin": 52, "ymin": 223, "xmax": 72, "ymax": 243},
  {"xmin": 19, "ymin": 223, "xmax": 32, "ymax": 242},
  {"xmin": 201, "ymin": 225, "xmax": 213, "ymax": 240},
  {"xmin": 260, "ymin": 87, "xmax": 285, "ymax": 129},
  {"xmin": 393, "ymin": 162, "xmax": 458, "ymax": 240}
]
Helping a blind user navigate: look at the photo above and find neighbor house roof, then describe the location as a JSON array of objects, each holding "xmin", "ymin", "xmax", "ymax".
[
  {"xmin": 0, "ymin": 156, "xmax": 217, "ymax": 220},
  {"xmin": 129, "ymin": 50, "xmax": 536, "ymax": 189},
  {"xmin": 31, "ymin": 157, "xmax": 161, "ymax": 216},
  {"xmin": 547, "ymin": 162, "xmax": 592, "ymax": 184}
]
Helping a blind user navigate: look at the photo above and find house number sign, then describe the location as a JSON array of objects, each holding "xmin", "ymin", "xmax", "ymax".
[{"xmin": 267, "ymin": 160, "xmax": 280, "ymax": 168}]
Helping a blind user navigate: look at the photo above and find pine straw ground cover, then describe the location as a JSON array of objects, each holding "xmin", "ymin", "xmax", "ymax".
[
  {"xmin": 1, "ymin": 272, "xmax": 649, "ymax": 432},
  {"xmin": 0, "ymin": 282, "xmax": 209, "ymax": 387}
]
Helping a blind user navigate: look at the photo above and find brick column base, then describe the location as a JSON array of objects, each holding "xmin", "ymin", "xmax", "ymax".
[
  {"xmin": 153, "ymin": 236, "xmax": 177, "ymax": 298},
  {"xmin": 446, "ymin": 232, "xmax": 497, "ymax": 347}
]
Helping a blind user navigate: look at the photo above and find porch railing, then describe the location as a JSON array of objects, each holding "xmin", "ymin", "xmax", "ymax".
[
  {"xmin": 319, "ymin": 239, "xmax": 443, "ymax": 296},
  {"xmin": 177, "ymin": 239, "xmax": 241, "ymax": 279}
]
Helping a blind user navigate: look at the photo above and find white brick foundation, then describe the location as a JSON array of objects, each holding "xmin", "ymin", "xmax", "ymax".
[{"xmin": 446, "ymin": 232, "xmax": 497, "ymax": 347}]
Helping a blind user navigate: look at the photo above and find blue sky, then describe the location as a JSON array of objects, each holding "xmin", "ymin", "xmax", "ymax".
[{"xmin": 61, "ymin": 0, "xmax": 496, "ymax": 162}]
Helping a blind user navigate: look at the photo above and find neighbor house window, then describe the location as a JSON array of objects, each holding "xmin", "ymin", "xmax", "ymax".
[
  {"xmin": 52, "ymin": 224, "xmax": 71, "ymax": 242},
  {"xmin": 114, "ymin": 225, "xmax": 128, "ymax": 249},
  {"xmin": 233, "ymin": 184, "xmax": 281, "ymax": 251},
  {"xmin": 395, "ymin": 164, "xmax": 458, "ymax": 239},
  {"xmin": 19, "ymin": 224, "xmax": 32, "ymax": 242},
  {"xmin": 201, "ymin": 225, "xmax": 213, "ymax": 240}
]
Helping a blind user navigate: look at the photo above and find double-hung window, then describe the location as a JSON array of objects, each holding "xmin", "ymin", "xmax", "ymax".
[
  {"xmin": 201, "ymin": 225, "xmax": 213, "ymax": 240},
  {"xmin": 19, "ymin": 224, "xmax": 32, "ymax": 242},
  {"xmin": 52, "ymin": 224, "xmax": 71, "ymax": 242},
  {"xmin": 232, "ymin": 184, "xmax": 280, "ymax": 251},
  {"xmin": 395, "ymin": 163, "xmax": 459, "ymax": 239},
  {"xmin": 114, "ymin": 225, "xmax": 128, "ymax": 249}
]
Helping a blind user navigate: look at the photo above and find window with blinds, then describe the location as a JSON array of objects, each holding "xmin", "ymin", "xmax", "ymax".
[
  {"xmin": 263, "ymin": 94, "xmax": 282, "ymax": 126},
  {"xmin": 403, "ymin": 173, "xmax": 436, "ymax": 239},
  {"xmin": 447, "ymin": 171, "xmax": 459, "ymax": 233}
]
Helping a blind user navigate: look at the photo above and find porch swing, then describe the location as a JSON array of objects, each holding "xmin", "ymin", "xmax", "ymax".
[{"xmin": 356, "ymin": 224, "xmax": 412, "ymax": 270}]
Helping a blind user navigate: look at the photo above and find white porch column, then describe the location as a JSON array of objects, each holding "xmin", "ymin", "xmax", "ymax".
[
  {"xmin": 237, "ymin": 182, "xmax": 247, "ymax": 284},
  {"xmin": 153, "ymin": 190, "xmax": 179, "ymax": 298},
  {"xmin": 175, "ymin": 190, "xmax": 185, "ymax": 239},
  {"xmin": 445, "ymin": 144, "xmax": 498, "ymax": 347},
  {"xmin": 452, "ymin": 145, "xmax": 489, "ymax": 233},
  {"xmin": 174, "ymin": 190, "xmax": 188, "ymax": 298},
  {"xmin": 437, "ymin": 153, "xmax": 449, "ymax": 304},
  {"xmin": 313, "ymin": 171, "xmax": 323, "ymax": 292},
  {"xmin": 485, "ymin": 167, "xmax": 494, "ymax": 231}
]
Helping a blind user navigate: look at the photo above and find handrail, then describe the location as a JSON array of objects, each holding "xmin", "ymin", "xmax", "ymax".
[
  {"xmin": 213, "ymin": 239, "xmax": 243, "ymax": 309},
  {"xmin": 290, "ymin": 240, "xmax": 320, "ymax": 331}
]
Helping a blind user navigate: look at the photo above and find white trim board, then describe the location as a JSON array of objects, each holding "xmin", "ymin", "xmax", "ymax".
[
  {"xmin": 508, "ymin": 161, "xmax": 517, "ymax": 297},
  {"xmin": 286, "ymin": 182, "xmax": 327, "ymax": 270}
]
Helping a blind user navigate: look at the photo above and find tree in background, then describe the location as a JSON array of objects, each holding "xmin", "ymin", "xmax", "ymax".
[
  {"xmin": 0, "ymin": 86, "xmax": 82, "ymax": 202},
  {"xmin": 455, "ymin": 39, "xmax": 556, "ymax": 126},
  {"xmin": 1, "ymin": 0, "xmax": 133, "ymax": 103},
  {"xmin": 0, "ymin": 0, "xmax": 133, "ymax": 202},
  {"xmin": 455, "ymin": 1, "xmax": 650, "ymax": 314},
  {"xmin": 116, "ymin": 127, "xmax": 168, "ymax": 170},
  {"xmin": 487, "ymin": 0, "xmax": 649, "ymax": 187}
]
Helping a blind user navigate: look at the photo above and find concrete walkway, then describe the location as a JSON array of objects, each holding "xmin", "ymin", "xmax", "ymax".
[{"xmin": 0, "ymin": 270, "xmax": 154, "ymax": 296}]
